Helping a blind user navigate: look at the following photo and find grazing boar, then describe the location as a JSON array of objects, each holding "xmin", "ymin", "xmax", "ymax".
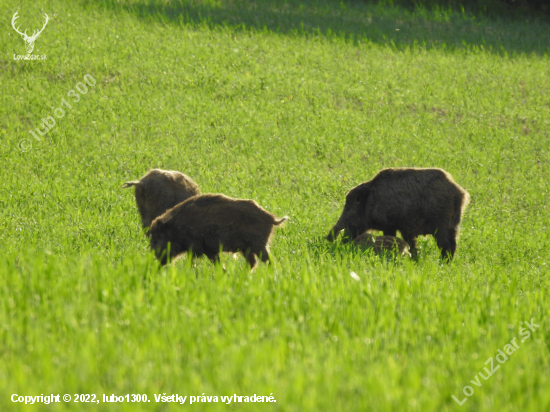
[
  {"xmin": 326, "ymin": 168, "xmax": 470, "ymax": 260},
  {"xmin": 121, "ymin": 169, "xmax": 201, "ymax": 233},
  {"xmin": 353, "ymin": 233, "xmax": 411, "ymax": 258},
  {"xmin": 149, "ymin": 194, "xmax": 288, "ymax": 268}
]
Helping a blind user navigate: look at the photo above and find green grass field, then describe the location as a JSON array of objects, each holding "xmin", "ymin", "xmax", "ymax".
[{"xmin": 1, "ymin": 0, "xmax": 550, "ymax": 410}]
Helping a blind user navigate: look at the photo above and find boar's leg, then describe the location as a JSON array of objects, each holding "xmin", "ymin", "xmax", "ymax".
[
  {"xmin": 448, "ymin": 228, "xmax": 458, "ymax": 256},
  {"xmin": 401, "ymin": 232, "xmax": 418, "ymax": 258},
  {"xmin": 206, "ymin": 252, "xmax": 226, "ymax": 271},
  {"xmin": 435, "ymin": 228, "xmax": 457, "ymax": 262},
  {"xmin": 246, "ymin": 254, "xmax": 257, "ymax": 269},
  {"xmin": 206, "ymin": 252, "xmax": 221, "ymax": 265},
  {"xmin": 258, "ymin": 248, "xmax": 271, "ymax": 264},
  {"xmin": 242, "ymin": 249, "xmax": 257, "ymax": 269}
]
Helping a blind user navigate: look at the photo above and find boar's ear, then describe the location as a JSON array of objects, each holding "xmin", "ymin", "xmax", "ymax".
[{"xmin": 354, "ymin": 183, "xmax": 370, "ymax": 209}]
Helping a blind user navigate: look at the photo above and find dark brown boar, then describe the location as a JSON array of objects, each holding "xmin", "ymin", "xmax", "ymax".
[
  {"xmin": 353, "ymin": 233, "xmax": 411, "ymax": 258},
  {"xmin": 121, "ymin": 169, "xmax": 201, "ymax": 233},
  {"xmin": 149, "ymin": 194, "xmax": 288, "ymax": 268},
  {"xmin": 326, "ymin": 168, "xmax": 470, "ymax": 260}
]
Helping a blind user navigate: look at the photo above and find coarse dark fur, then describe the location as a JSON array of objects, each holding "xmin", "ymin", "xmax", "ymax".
[
  {"xmin": 121, "ymin": 169, "xmax": 201, "ymax": 234},
  {"xmin": 149, "ymin": 194, "xmax": 288, "ymax": 268},
  {"xmin": 353, "ymin": 233, "xmax": 411, "ymax": 258},
  {"xmin": 326, "ymin": 168, "xmax": 470, "ymax": 260}
]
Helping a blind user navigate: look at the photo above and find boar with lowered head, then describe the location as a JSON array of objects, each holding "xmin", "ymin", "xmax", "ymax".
[
  {"xmin": 326, "ymin": 168, "xmax": 470, "ymax": 260},
  {"xmin": 149, "ymin": 194, "xmax": 288, "ymax": 268},
  {"xmin": 122, "ymin": 169, "xmax": 201, "ymax": 234}
]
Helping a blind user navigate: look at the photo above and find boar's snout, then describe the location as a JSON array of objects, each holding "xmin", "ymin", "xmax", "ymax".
[
  {"xmin": 153, "ymin": 241, "xmax": 181, "ymax": 266},
  {"xmin": 326, "ymin": 228, "xmax": 340, "ymax": 242},
  {"xmin": 326, "ymin": 214, "xmax": 347, "ymax": 242}
]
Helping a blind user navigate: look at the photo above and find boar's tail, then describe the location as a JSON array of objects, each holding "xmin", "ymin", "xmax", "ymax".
[
  {"xmin": 121, "ymin": 180, "xmax": 140, "ymax": 189},
  {"xmin": 274, "ymin": 216, "xmax": 289, "ymax": 226}
]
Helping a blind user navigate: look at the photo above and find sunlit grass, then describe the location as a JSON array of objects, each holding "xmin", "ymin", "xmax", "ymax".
[{"xmin": 0, "ymin": 0, "xmax": 549, "ymax": 410}]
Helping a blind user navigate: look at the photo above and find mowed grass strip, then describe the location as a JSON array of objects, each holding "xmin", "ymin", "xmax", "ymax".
[{"xmin": 0, "ymin": 0, "xmax": 549, "ymax": 410}]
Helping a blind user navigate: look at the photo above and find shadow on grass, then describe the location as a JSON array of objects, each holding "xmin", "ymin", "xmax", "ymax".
[{"xmin": 83, "ymin": 0, "xmax": 550, "ymax": 56}]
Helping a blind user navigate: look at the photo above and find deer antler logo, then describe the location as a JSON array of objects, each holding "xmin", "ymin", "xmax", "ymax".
[{"xmin": 11, "ymin": 11, "xmax": 49, "ymax": 55}]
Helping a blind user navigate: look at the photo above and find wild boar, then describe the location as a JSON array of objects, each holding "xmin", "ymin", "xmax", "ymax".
[
  {"xmin": 353, "ymin": 233, "xmax": 411, "ymax": 258},
  {"xmin": 149, "ymin": 194, "xmax": 288, "ymax": 268},
  {"xmin": 326, "ymin": 168, "xmax": 470, "ymax": 260},
  {"xmin": 121, "ymin": 169, "xmax": 200, "ymax": 233}
]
